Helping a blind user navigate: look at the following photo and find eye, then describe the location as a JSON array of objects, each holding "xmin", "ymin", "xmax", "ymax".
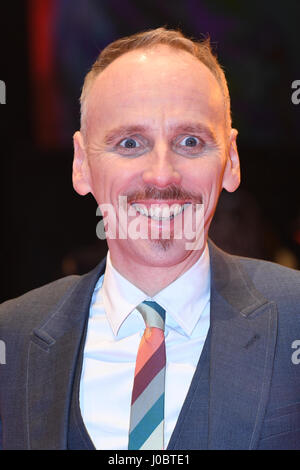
[
  {"xmin": 173, "ymin": 135, "xmax": 205, "ymax": 157},
  {"xmin": 115, "ymin": 136, "xmax": 147, "ymax": 157},
  {"xmin": 179, "ymin": 136, "xmax": 200, "ymax": 147},
  {"xmin": 119, "ymin": 138, "xmax": 141, "ymax": 149}
]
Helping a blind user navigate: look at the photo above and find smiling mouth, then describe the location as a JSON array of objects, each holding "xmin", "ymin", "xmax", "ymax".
[{"xmin": 130, "ymin": 202, "xmax": 192, "ymax": 221}]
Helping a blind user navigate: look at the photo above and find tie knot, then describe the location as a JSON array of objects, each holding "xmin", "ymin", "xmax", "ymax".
[{"xmin": 136, "ymin": 300, "xmax": 166, "ymax": 330}]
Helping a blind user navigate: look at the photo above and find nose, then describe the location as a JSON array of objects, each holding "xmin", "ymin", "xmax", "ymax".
[{"xmin": 142, "ymin": 141, "xmax": 181, "ymax": 188}]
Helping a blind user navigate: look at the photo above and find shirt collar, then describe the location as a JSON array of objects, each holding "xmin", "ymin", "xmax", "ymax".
[
  {"xmin": 100, "ymin": 251, "xmax": 146, "ymax": 336},
  {"xmin": 100, "ymin": 244, "xmax": 210, "ymax": 337},
  {"xmin": 154, "ymin": 245, "xmax": 210, "ymax": 336}
]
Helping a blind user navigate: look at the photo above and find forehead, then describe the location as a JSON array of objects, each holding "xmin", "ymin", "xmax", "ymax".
[{"xmin": 85, "ymin": 45, "xmax": 225, "ymax": 136}]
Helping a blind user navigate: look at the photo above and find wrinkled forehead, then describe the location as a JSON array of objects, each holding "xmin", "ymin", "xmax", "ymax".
[{"xmin": 84, "ymin": 46, "xmax": 225, "ymax": 137}]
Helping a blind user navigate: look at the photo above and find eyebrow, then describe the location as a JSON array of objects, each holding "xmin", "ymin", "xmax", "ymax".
[
  {"xmin": 103, "ymin": 122, "xmax": 218, "ymax": 146},
  {"xmin": 104, "ymin": 125, "xmax": 148, "ymax": 145},
  {"xmin": 172, "ymin": 123, "xmax": 217, "ymax": 143}
]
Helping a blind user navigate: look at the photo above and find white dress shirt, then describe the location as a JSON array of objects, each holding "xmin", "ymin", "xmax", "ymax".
[{"xmin": 79, "ymin": 244, "xmax": 211, "ymax": 449}]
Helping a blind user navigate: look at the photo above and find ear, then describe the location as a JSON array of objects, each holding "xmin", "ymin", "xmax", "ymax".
[
  {"xmin": 72, "ymin": 131, "xmax": 92, "ymax": 195},
  {"xmin": 222, "ymin": 128, "xmax": 241, "ymax": 193}
]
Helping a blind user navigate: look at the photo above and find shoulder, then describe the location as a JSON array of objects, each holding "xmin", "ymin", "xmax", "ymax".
[
  {"xmin": 0, "ymin": 253, "xmax": 107, "ymax": 333},
  {"xmin": 233, "ymin": 253, "xmax": 300, "ymax": 308},
  {"xmin": 0, "ymin": 275, "xmax": 81, "ymax": 328},
  {"xmin": 209, "ymin": 239, "xmax": 300, "ymax": 311}
]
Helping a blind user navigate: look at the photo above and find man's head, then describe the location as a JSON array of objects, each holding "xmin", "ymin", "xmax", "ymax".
[
  {"xmin": 72, "ymin": 27, "xmax": 240, "ymax": 279},
  {"xmin": 79, "ymin": 27, "xmax": 232, "ymax": 138}
]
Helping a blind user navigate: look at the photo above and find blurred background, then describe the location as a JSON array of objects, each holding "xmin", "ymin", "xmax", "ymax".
[{"xmin": 1, "ymin": 0, "xmax": 300, "ymax": 302}]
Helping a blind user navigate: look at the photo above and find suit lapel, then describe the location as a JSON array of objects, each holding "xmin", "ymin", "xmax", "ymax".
[
  {"xmin": 26, "ymin": 259, "xmax": 106, "ymax": 449},
  {"xmin": 208, "ymin": 241, "xmax": 277, "ymax": 449},
  {"xmin": 24, "ymin": 241, "xmax": 278, "ymax": 449}
]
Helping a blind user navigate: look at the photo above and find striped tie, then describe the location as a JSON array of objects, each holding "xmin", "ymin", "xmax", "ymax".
[{"xmin": 128, "ymin": 300, "xmax": 166, "ymax": 450}]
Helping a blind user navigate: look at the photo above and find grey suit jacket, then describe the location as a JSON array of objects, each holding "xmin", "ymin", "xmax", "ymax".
[{"xmin": 0, "ymin": 240, "xmax": 300, "ymax": 449}]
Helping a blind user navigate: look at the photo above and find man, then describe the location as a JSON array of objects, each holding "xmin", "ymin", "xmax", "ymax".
[{"xmin": 0, "ymin": 27, "xmax": 300, "ymax": 450}]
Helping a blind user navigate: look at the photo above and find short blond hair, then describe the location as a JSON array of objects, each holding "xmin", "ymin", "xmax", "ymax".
[{"xmin": 80, "ymin": 27, "xmax": 232, "ymax": 135}]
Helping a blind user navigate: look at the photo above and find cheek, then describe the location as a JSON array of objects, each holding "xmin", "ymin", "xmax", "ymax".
[
  {"xmin": 88, "ymin": 163, "xmax": 110, "ymax": 204},
  {"xmin": 89, "ymin": 160, "xmax": 134, "ymax": 206},
  {"xmin": 186, "ymin": 160, "xmax": 224, "ymax": 196}
]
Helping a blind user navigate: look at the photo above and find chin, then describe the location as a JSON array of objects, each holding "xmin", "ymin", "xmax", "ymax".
[{"xmin": 131, "ymin": 238, "xmax": 196, "ymax": 267}]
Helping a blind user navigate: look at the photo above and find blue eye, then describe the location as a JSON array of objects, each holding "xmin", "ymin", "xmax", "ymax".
[
  {"xmin": 119, "ymin": 138, "xmax": 140, "ymax": 148},
  {"xmin": 180, "ymin": 136, "xmax": 199, "ymax": 147}
]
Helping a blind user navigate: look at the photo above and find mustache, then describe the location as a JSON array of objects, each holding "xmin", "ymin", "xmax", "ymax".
[{"xmin": 125, "ymin": 184, "xmax": 203, "ymax": 205}]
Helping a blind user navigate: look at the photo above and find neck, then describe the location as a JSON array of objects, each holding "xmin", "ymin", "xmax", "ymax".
[{"xmin": 108, "ymin": 242, "xmax": 206, "ymax": 297}]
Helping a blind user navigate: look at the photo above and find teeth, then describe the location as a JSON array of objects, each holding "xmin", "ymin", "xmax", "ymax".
[
  {"xmin": 132, "ymin": 203, "xmax": 190, "ymax": 220},
  {"xmin": 148, "ymin": 206, "xmax": 154, "ymax": 218},
  {"xmin": 172, "ymin": 204, "xmax": 182, "ymax": 217},
  {"xmin": 132, "ymin": 204, "xmax": 148, "ymax": 217},
  {"xmin": 162, "ymin": 206, "xmax": 171, "ymax": 218},
  {"xmin": 154, "ymin": 206, "xmax": 161, "ymax": 218}
]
